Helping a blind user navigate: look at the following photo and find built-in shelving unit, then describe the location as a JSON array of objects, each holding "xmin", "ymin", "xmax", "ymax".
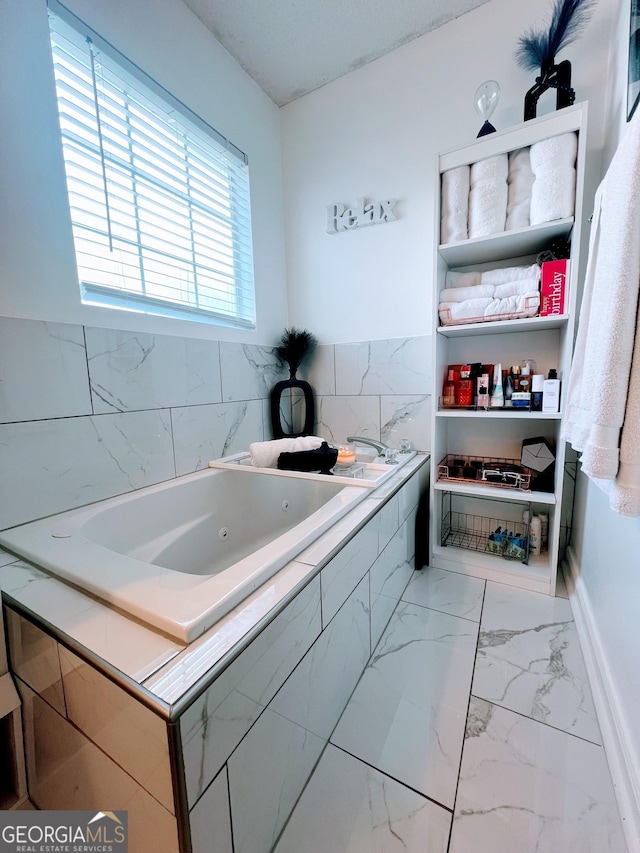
[{"xmin": 429, "ymin": 103, "xmax": 588, "ymax": 595}]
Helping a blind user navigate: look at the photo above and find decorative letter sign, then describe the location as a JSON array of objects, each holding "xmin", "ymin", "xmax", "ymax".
[{"xmin": 326, "ymin": 197, "xmax": 399, "ymax": 234}]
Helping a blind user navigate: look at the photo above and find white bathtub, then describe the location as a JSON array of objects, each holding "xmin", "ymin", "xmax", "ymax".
[{"xmin": 0, "ymin": 468, "xmax": 371, "ymax": 643}]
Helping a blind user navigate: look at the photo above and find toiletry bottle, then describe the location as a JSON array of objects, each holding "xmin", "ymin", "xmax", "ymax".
[
  {"xmin": 490, "ymin": 363, "xmax": 504, "ymax": 408},
  {"xmin": 442, "ymin": 368, "xmax": 457, "ymax": 407},
  {"xmin": 504, "ymin": 370, "xmax": 514, "ymax": 407},
  {"xmin": 476, "ymin": 374, "xmax": 490, "ymax": 409},
  {"xmin": 542, "ymin": 369, "xmax": 561, "ymax": 413},
  {"xmin": 518, "ymin": 361, "xmax": 532, "ymax": 394},
  {"xmin": 457, "ymin": 364, "xmax": 473, "ymax": 407},
  {"xmin": 511, "ymin": 364, "xmax": 530, "ymax": 409},
  {"xmin": 538, "ymin": 512, "xmax": 548, "ymax": 551},
  {"xmin": 529, "ymin": 514, "xmax": 541, "ymax": 556},
  {"xmin": 531, "ymin": 374, "xmax": 544, "ymax": 411}
]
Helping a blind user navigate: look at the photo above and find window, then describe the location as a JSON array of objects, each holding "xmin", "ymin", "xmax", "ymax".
[{"xmin": 47, "ymin": 3, "xmax": 256, "ymax": 328}]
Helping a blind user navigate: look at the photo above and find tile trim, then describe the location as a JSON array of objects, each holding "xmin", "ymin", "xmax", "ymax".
[{"xmin": 564, "ymin": 549, "xmax": 640, "ymax": 853}]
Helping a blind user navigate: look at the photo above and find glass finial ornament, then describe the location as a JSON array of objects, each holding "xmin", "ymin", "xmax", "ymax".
[{"xmin": 474, "ymin": 80, "xmax": 500, "ymax": 137}]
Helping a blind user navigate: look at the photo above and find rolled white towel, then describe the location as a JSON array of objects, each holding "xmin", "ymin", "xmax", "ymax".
[
  {"xmin": 481, "ymin": 263, "xmax": 540, "ymax": 286},
  {"xmin": 529, "ymin": 132, "xmax": 578, "ymax": 169},
  {"xmin": 506, "ymin": 147, "xmax": 533, "ymax": 231},
  {"xmin": 530, "ymin": 132, "xmax": 578, "ymax": 225},
  {"xmin": 445, "ymin": 270, "xmax": 482, "ymax": 289},
  {"xmin": 249, "ymin": 436, "xmax": 323, "ymax": 468},
  {"xmin": 439, "ymin": 283, "xmax": 496, "ymax": 303},
  {"xmin": 468, "ymin": 154, "xmax": 508, "ymax": 238},
  {"xmin": 440, "ymin": 166, "xmax": 470, "ymax": 244}
]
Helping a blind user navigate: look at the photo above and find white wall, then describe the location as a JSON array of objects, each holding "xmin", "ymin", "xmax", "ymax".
[
  {"xmin": 281, "ymin": 0, "xmax": 615, "ymax": 344},
  {"xmin": 570, "ymin": 0, "xmax": 640, "ymax": 836},
  {"xmin": 0, "ymin": 0, "xmax": 288, "ymax": 344}
]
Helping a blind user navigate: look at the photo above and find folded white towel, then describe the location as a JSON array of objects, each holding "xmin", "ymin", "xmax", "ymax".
[
  {"xmin": 493, "ymin": 277, "xmax": 540, "ymax": 299},
  {"xmin": 440, "ymin": 166, "xmax": 470, "ymax": 244},
  {"xmin": 468, "ymin": 154, "xmax": 508, "ymax": 238},
  {"xmin": 249, "ymin": 436, "xmax": 323, "ymax": 468},
  {"xmin": 482, "ymin": 263, "xmax": 540, "ymax": 286},
  {"xmin": 440, "ymin": 277, "xmax": 538, "ymax": 306},
  {"xmin": 439, "ymin": 297, "xmax": 493, "ymax": 324},
  {"xmin": 530, "ymin": 132, "xmax": 577, "ymax": 225},
  {"xmin": 445, "ymin": 270, "xmax": 481, "ymax": 289},
  {"xmin": 506, "ymin": 147, "xmax": 533, "ymax": 231},
  {"xmin": 439, "ymin": 292, "xmax": 539, "ymax": 325},
  {"xmin": 484, "ymin": 292, "xmax": 540, "ymax": 319},
  {"xmin": 439, "ymin": 283, "xmax": 495, "ymax": 303}
]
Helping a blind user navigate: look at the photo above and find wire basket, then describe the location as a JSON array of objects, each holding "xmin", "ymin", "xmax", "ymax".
[
  {"xmin": 437, "ymin": 454, "xmax": 532, "ymax": 491},
  {"xmin": 441, "ymin": 509, "xmax": 530, "ymax": 563}
]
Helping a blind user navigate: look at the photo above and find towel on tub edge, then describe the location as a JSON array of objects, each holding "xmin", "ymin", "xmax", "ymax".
[{"xmin": 249, "ymin": 436, "xmax": 324, "ymax": 468}]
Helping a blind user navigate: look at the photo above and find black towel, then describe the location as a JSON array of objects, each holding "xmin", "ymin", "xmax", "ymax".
[{"xmin": 277, "ymin": 441, "xmax": 338, "ymax": 474}]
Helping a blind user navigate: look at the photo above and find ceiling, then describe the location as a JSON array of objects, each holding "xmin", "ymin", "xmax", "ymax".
[{"xmin": 181, "ymin": 0, "xmax": 492, "ymax": 106}]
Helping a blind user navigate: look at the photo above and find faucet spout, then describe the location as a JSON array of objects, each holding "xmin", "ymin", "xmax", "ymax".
[{"xmin": 346, "ymin": 436, "xmax": 391, "ymax": 457}]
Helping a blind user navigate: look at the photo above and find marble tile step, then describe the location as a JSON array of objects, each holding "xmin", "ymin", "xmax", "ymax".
[
  {"xmin": 331, "ymin": 600, "xmax": 478, "ymax": 809},
  {"xmin": 450, "ymin": 697, "xmax": 627, "ymax": 853},
  {"xmin": 473, "ymin": 581, "xmax": 601, "ymax": 745},
  {"xmin": 402, "ymin": 567, "xmax": 485, "ymax": 622},
  {"xmin": 272, "ymin": 743, "xmax": 451, "ymax": 853}
]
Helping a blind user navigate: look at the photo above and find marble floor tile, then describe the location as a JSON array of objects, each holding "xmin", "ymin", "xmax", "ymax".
[
  {"xmin": 450, "ymin": 697, "xmax": 626, "ymax": 853},
  {"xmin": 273, "ymin": 744, "xmax": 451, "ymax": 853},
  {"xmin": 473, "ymin": 582, "xmax": 601, "ymax": 744},
  {"xmin": 331, "ymin": 601, "xmax": 478, "ymax": 809},
  {"xmin": 402, "ymin": 567, "xmax": 485, "ymax": 622}
]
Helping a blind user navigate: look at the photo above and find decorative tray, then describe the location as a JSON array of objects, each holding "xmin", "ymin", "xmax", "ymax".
[{"xmin": 437, "ymin": 454, "xmax": 532, "ymax": 491}]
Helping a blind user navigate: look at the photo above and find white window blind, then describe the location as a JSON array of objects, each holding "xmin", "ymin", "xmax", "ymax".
[{"xmin": 47, "ymin": 4, "xmax": 256, "ymax": 328}]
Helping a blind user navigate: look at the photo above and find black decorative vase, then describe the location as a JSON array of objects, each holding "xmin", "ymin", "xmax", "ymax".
[
  {"xmin": 270, "ymin": 376, "xmax": 315, "ymax": 439},
  {"xmin": 524, "ymin": 57, "xmax": 575, "ymax": 121}
]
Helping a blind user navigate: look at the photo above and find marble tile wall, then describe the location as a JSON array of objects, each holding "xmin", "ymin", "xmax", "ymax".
[
  {"xmin": 0, "ymin": 317, "xmax": 286, "ymax": 529},
  {"xmin": 0, "ymin": 316, "xmax": 431, "ymax": 528},
  {"xmin": 307, "ymin": 335, "xmax": 432, "ymax": 454}
]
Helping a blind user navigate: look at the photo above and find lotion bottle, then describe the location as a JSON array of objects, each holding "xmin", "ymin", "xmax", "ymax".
[
  {"xmin": 529, "ymin": 514, "xmax": 541, "ymax": 556},
  {"xmin": 490, "ymin": 363, "xmax": 504, "ymax": 407},
  {"xmin": 542, "ymin": 369, "xmax": 561, "ymax": 413}
]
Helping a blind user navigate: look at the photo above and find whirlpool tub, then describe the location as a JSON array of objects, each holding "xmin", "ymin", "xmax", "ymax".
[{"xmin": 0, "ymin": 467, "xmax": 371, "ymax": 642}]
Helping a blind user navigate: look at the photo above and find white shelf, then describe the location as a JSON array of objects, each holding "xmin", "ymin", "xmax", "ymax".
[
  {"xmin": 439, "ymin": 218, "xmax": 573, "ymax": 267},
  {"xmin": 437, "ymin": 314, "xmax": 569, "ymax": 338},
  {"xmin": 435, "ymin": 409, "xmax": 562, "ymax": 420},
  {"xmin": 430, "ymin": 103, "xmax": 587, "ymax": 596},
  {"xmin": 434, "ymin": 479, "xmax": 556, "ymax": 505},
  {"xmin": 431, "ymin": 544, "xmax": 552, "ymax": 593}
]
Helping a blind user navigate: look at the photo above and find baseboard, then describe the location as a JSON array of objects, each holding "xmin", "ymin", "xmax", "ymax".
[{"xmin": 564, "ymin": 548, "xmax": 640, "ymax": 853}]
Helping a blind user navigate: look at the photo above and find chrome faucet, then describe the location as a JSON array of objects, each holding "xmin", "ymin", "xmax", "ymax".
[{"xmin": 346, "ymin": 436, "xmax": 392, "ymax": 459}]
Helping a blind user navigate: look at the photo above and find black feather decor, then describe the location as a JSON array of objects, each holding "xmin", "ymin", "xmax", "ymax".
[
  {"xmin": 276, "ymin": 327, "xmax": 317, "ymax": 378},
  {"xmin": 516, "ymin": 0, "xmax": 597, "ymax": 71}
]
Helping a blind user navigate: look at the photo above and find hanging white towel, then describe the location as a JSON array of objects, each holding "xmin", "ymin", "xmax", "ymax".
[
  {"xmin": 440, "ymin": 166, "xmax": 470, "ymax": 244},
  {"xmin": 562, "ymin": 110, "xmax": 640, "ymax": 515},
  {"xmin": 506, "ymin": 147, "xmax": 533, "ymax": 231},
  {"xmin": 468, "ymin": 154, "xmax": 508, "ymax": 238},
  {"xmin": 530, "ymin": 132, "xmax": 577, "ymax": 225}
]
